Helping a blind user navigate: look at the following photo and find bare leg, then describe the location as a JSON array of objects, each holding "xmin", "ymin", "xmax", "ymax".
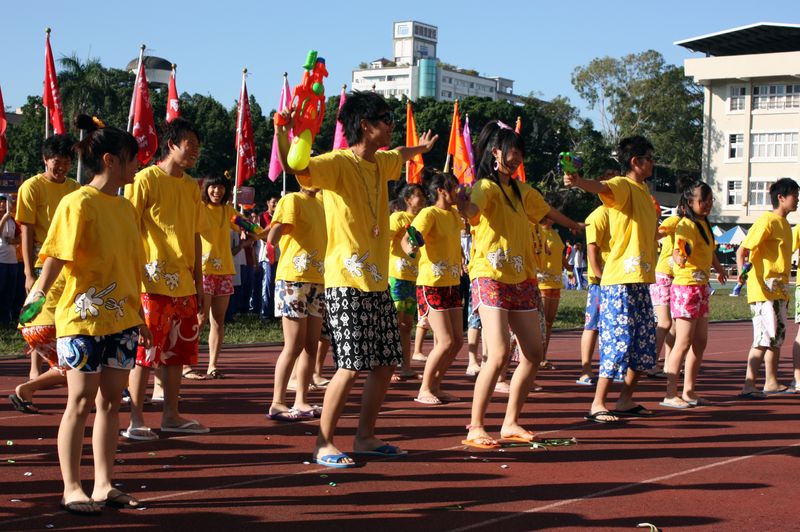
[
  {"xmin": 653, "ymin": 304, "xmax": 673, "ymax": 370},
  {"xmin": 590, "ymin": 377, "xmax": 618, "ymax": 420},
  {"xmin": 663, "ymin": 317, "xmax": 695, "ymax": 407},
  {"xmin": 314, "ymin": 367, "xmax": 358, "ymax": 463},
  {"xmin": 466, "ymin": 327, "xmax": 482, "ymax": 375},
  {"xmin": 314, "ymin": 338, "xmax": 330, "ymax": 384},
  {"xmin": 58, "ymin": 370, "xmax": 100, "ymax": 505},
  {"xmin": 15, "ymin": 368, "xmax": 67, "ymax": 405},
  {"xmin": 161, "ymin": 364, "xmax": 203, "ymax": 429},
  {"xmin": 270, "ymin": 316, "xmax": 306, "ymax": 414},
  {"xmin": 793, "ymin": 328, "xmax": 800, "ymax": 388},
  {"xmin": 184, "ymin": 293, "xmax": 212, "ymax": 377},
  {"xmin": 206, "ymin": 294, "xmax": 230, "ymax": 374},
  {"xmin": 501, "ymin": 310, "xmax": 543, "ymax": 439},
  {"xmin": 579, "ymin": 329, "xmax": 597, "ymax": 381},
  {"xmin": 418, "ymin": 309, "xmax": 463, "ymax": 401},
  {"xmin": 396, "ymin": 311, "xmax": 416, "ymax": 377},
  {"xmin": 90, "ymin": 367, "xmax": 133, "ymax": 503},
  {"xmin": 126, "ymin": 364, "xmax": 150, "ymax": 430},
  {"xmin": 413, "ymin": 324, "xmax": 428, "ymax": 361},
  {"xmin": 293, "ymin": 315, "xmax": 323, "ymax": 412},
  {"xmin": 353, "ymin": 365, "xmax": 396, "ymax": 451},
  {"xmin": 743, "ymin": 346, "xmax": 767, "ymax": 393},
  {"xmin": 29, "ymin": 353, "xmax": 43, "ymax": 380},
  {"xmin": 541, "ymin": 296, "xmax": 559, "ymax": 359},
  {"xmin": 467, "ymin": 306, "xmax": 510, "ymax": 443},
  {"xmin": 763, "ymin": 347, "xmax": 784, "ymax": 392},
  {"xmin": 683, "ymin": 317, "xmax": 708, "ymax": 402}
]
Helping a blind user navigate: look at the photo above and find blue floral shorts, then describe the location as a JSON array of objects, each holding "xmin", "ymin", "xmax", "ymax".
[
  {"xmin": 56, "ymin": 326, "xmax": 139, "ymax": 373},
  {"xmin": 584, "ymin": 283, "xmax": 601, "ymax": 331},
  {"xmin": 598, "ymin": 284, "xmax": 656, "ymax": 379}
]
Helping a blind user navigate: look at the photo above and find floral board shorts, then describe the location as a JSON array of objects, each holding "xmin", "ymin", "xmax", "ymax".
[
  {"xmin": 137, "ymin": 293, "xmax": 199, "ymax": 368},
  {"xmin": 202, "ymin": 274, "xmax": 234, "ymax": 296},
  {"xmin": 417, "ymin": 285, "xmax": 462, "ymax": 317},
  {"xmin": 20, "ymin": 325, "xmax": 62, "ymax": 373},
  {"xmin": 275, "ymin": 280, "xmax": 325, "ymax": 318},
  {"xmin": 649, "ymin": 272, "xmax": 673, "ymax": 307},
  {"xmin": 389, "ymin": 277, "xmax": 416, "ymax": 315},
  {"xmin": 57, "ymin": 326, "xmax": 139, "ymax": 373},
  {"xmin": 598, "ymin": 283, "xmax": 657, "ymax": 380},
  {"xmin": 325, "ymin": 287, "xmax": 402, "ymax": 371},
  {"xmin": 470, "ymin": 277, "xmax": 539, "ymax": 313},
  {"xmin": 750, "ymin": 299, "xmax": 788, "ymax": 349},
  {"xmin": 584, "ymin": 283, "xmax": 601, "ymax": 331},
  {"xmin": 670, "ymin": 284, "xmax": 710, "ymax": 320}
]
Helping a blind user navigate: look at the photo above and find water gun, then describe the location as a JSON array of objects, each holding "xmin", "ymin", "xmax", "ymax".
[
  {"xmin": 231, "ymin": 215, "xmax": 264, "ymax": 237},
  {"xmin": 731, "ymin": 261, "xmax": 752, "ymax": 297},
  {"xmin": 19, "ymin": 292, "xmax": 46, "ymax": 324},
  {"xmin": 557, "ymin": 152, "xmax": 584, "ymax": 174},
  {"xmin": 275, "ymin": 50, "xmax": 328, "ymax": 170},
  {"xmin": 406, "ymin": 225, "xmax": 425, "ymax": 258},
  {"xmin": 675, "ymin": 238, "xmax": 692, "ymax": 267}
]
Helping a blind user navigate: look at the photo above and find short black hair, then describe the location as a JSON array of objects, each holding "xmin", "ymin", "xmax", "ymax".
[
  {"xmin": 201, "ymin": 175, "xmax": 233, "ymax": 205},
  {"xmin": 617, "ymin": 135, "xmax": 654, "ymax": 172},
  {"xmin": 160, "ymin": 117, "xmax": 200, "ymax": 158},
  {"xmin": 42, "ymin": 134, "xmax": 75, "ymax": 160},
  {"xmin": 770, "ymin": 178, "xmax": 800, "ymax": 208},
  {"xmin": 338, "ymin": 91, "xmax": 390, "ymax": 146}
]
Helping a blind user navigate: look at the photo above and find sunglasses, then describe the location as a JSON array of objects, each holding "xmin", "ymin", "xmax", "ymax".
[{"xmin": 369, "ymin": 113, "xmax": 394, "ymax": 126}]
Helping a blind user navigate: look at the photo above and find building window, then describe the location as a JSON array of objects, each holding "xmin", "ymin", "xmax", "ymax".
[
  {"xmin": 726, "ymin": 180, "xmax": 742, "ymax": 205},
  {"xmin": 749, "ymin": 181, "xmax": 772, "ymax": 207},
  {"xmin": 753, "ymin": 84, "xmax": 800, "ymax": 110},
  {"xmin": 751, "ymin": 132, "xmax": 799, "ymax": 159},
  {"xmin": 728, "ymin": 134, "xmax": 744, "ymax": 159},
  {"xmin": 728, "ymin": 86, "xmax": 746, "ymax": 112}
]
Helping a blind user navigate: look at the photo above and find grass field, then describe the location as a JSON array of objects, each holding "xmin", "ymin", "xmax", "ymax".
[{"xmin": 0, "ymin": 284, "xmax": 760, "ymax": 357}]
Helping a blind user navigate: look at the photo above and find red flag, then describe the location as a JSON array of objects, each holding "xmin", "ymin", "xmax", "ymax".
[
  {"xmin": 166, "ymin": 65, "xmax": 180, "ymax": 123},
  {"xmin": 447, "ymin": 101, "xmax": 474, "ymax": 184},
  {"xmin": 236, "ymin": 81, "xmax": 257, "ymax": 187},
  {"xmin": 514, "ymin": 117, "xmax": 526, "ymax": 182},
  {"xmin": 43, "ymin": 31, "xmax": 65, "ymax": 135},
  {"xmin": 405, "ymin": 102, "xmax": 424, "ymax": 184},
  {"xmin": 0, "ymin": 84, "xmax": 8, "ymax": 165},
  {"xmin": 131, "ymin": 62, "xmax": 158, "ymax": 165}
]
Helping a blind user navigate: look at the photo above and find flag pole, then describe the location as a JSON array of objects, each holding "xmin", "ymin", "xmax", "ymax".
[
  {"xmin": 281, "ymin": 71, "xmax": 288, "ymax": 197},
  {"xmin": 44, "ymin": 28, "xmax": 51, "ymax": 140},
  {"xmin": 234, "ymin": 68, "xmax": 247, "ymax": 207},
  {"xmin": 127, "ymin": 44, "xmax": 145, "ymax": 133}
]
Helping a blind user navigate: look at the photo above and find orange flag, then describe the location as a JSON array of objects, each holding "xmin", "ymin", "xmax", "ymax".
[
  {"xmin": 447, "ymin": 101, "xmax": 474, "ymax": 184},
  {"xmin": 514, "ymin": 116, "xmax": 526, "ymax": 182},
  {"xmin": 405, "ymin": 102, "xmax": 424, "ymax": 184}
]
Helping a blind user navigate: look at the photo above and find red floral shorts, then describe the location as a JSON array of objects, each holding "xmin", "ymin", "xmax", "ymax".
[
  {"xmin": 20, "ymin": 325, "xmax": 62, "ymax": 373},
  {"xmin": 471, "ymin": 277, "xmax": 540, "ymax": 312},
  {"xmin": 137, "ymin": 293, "xmax": 199, "ymax": 368},
  {"xmin": 202, "ymin": 274, "xmax": 234, "ymax": 296},
  {"xmin": 416, "ymin": 285, "xmax": 462, "ymax": 317}
]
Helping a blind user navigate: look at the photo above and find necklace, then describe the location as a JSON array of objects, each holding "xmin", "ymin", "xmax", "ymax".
[{"xmin": 351, "ymin": 149, "xmax": 381, "ymax": 238}]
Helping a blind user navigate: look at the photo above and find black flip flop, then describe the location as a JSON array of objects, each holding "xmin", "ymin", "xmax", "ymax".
[
  {"xmin": 584, "ymin": 410, "xmax": 621, "ymax": 423},
  {"xmin": 60, "ymin": 500, "xmax": 102, "ymax": 516},
  {"xmin": 9, "ymin": 394, "xmax": 38, "ymax": 414}
]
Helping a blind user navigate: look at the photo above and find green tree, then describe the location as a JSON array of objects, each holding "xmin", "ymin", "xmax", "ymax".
[{"xmin": 571, "ymin": 50, "xmax": 702, "ymax": 170}]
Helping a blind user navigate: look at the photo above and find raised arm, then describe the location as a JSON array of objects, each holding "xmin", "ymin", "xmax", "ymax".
[
  {"xmin": 563, "ymin": 173, "xmax": 611, "ymax": 196},
  {"xmin": 397, "ymin": 130, "xmax": 438, "ymax": 162}
]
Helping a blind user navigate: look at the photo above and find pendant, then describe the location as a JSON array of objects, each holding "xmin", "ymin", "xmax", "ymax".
[{"xmin": 372, "ymin": 224, "xmax": 380, "ymax": 238}]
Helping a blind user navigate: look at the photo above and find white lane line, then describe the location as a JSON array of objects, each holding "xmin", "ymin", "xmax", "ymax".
[{"xmin": 446, "ymin": 440, "xmax": 800, "ymax": 532}]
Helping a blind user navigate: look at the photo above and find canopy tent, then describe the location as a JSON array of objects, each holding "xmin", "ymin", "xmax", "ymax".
[
  {"xmin": 716, "ymin": 225, "xmax": 747, "ymax": 245},
  {"xmin": 712, "ymin": 225, "xmax": 724, "ymax": 237}
]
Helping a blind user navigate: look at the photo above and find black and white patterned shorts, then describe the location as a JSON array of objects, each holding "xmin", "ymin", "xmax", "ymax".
[{"xmin": 325, "ymin": 287, "xmax": 402, "ymax": 371}]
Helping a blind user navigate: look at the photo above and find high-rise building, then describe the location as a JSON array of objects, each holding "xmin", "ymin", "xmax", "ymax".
[{"xmin": 352, "ymin": 21, "xmax": 523, "ymax": 104}]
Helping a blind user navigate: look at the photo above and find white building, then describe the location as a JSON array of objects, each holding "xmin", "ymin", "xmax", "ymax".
[
  {"xmin": 677, "ymin": 23, "xmax": 800, "ymax": 225},
  {"xmin": 352, "ymin": 21, "xmax": 523, "ymax": 104}
]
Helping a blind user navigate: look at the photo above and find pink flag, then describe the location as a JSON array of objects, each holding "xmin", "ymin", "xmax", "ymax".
[
  {"xmin": 463, "ymin": 114, "xmax": 475, "ymax": 177},
  {"xmin": 332, "ymin": 85, "xmax": 348, "ymax": 150},
  {"xmin": 268, "ymin": 75, "xmax": 292, "ymax": 182},
  {"xmin": 166, "ymin": 65, "xmax": 180, "ymax": 123},
  {"xmin": 131, "ymin": 62, "xmax": 158, "ymax": 165},
  {"xmin": 0, "ymin": 84, "xmax": 8, "ymax": 165}
]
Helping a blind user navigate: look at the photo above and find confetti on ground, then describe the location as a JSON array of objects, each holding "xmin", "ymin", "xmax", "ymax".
[
  {"xmin": 45, "ymin": 525, "xmax": 54, "ymax": 529},
  {"xmin": 637, "ymin": 524, "xmax": 659, "ymax": 532},
  {"xmin": 6, "ymin": 440, "xmax": 13, "ymax": 446},
  {"xmin": 443, "ymin": 505, "xmax": 464, "ymax": 511},
  {"xmin": 500, "ymin": 465, "xmax": 509, "ymax": 469},
  {"xmin": 148, "ymin": 452, "xmax": 156, "ymax": 456},
  {"xmin": 140, "ymin": 485, "xmax": 147, "ymax": 489},
  {"xmin": 10, "ymin": 499, "xmax": 21, "ymax": 503},
  {"xmin": 162, "ymin": 465, "xmax": 171, "ymax": 469},
  {"xmin": 23, "ymin": 472, "xmax": 32, "ymax": 476},
  {"xmin": 7, "ymin": 459, "xmax": 16, "ymax": 463},
  {"xmin": 320, "ymin": 474, "xmax": 328, "ymax": 478},
  {"xmin": 328, "ymin": 482, "xmax": 337, "ymax": 487}
]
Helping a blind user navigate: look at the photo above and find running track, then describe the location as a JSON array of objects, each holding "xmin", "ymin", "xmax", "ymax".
[{"xmin": 1, "ymin": 321, "xmax": 799, "ymax": 531}]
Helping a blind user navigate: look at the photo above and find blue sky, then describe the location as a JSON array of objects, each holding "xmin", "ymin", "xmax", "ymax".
[{"xmin": 2, "ymin": 0, "xmax": 797, "ymax": 124}]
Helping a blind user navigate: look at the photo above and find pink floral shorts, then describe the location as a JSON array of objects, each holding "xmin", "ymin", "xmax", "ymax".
[
  {"xmin": 649, "ymin": 272, "xmax": 673, "ymax": 306},
  {"xmin": 670, "ymin": 284, "xmax": 710, "ymax": 320},
  {"xmin": 203, "ymin": 274, "xmax": 234, "ymax": 296}
]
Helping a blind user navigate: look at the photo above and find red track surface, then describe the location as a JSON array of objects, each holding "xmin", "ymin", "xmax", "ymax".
[{"xmin": 2, "ymin": 321, "xmax": 799, "ymax": 531}]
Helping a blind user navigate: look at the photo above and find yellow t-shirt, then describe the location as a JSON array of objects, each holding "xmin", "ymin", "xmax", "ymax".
[
  {"xmin": 598, "ymin": 176, "xmax": 657, "ymax": 285},
  {"xmin": 740, "ymin": 211, "xmax": 792, "ymax": 303},
  {"xmin": 15, "ymin": 173, "xmax": 81, "ymax": 268},
  {"xmin": 40, "ymin": 186, "xmax": 144, "ymax": 337},
  {"xmin": 273, "ymin": 192, "xmax": 327, "ymax": 284},
  {"xmin": 388, "ymin": 210, "xmax": 419, "ymax": 281},
  {"xmin": 528, "ymin": 222, "xmax": 544, "ymax": 279},
  {"xmin": 792, "ymin": 225, "xmax": 800, "ymax": 253},
  {"xmin": 200, "ymin": 203, "xmax": 238, "ymax": 275},
  {"xmin": 655, "ymin": 215, "xmax": 680, "ymax": 276},
  {"xmin": 537, "ymin": 225, "xmax": 564, "ymax": 289},
  {"xmin": 468, "ymin": 179, "xmax": 550, "ymax": 284},
  {"xmin": 124, "ymin": 165, "xmax": 209, "ymax": 297},
  {"xmin": 412, "ymin": 205, "xmax": 463, "ymax": 287},
  {"xmin": 297, "ymin": 149, "xmax": 403, "ymax": 291},
  {"xmin": 673, "ymin": 217, "xmax": 715, "ymax": 286},
  {"xmin": 585, "ymin": 205, "xmax": 610, "ymax": 284}
]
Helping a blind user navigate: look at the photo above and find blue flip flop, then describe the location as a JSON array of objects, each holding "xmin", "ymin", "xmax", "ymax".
[
  {"xmin": 351, "ymin": 444, "xmax": 408, "ymax": 457},
  {"xmin": 575, "ymin": 377, "xmax": 596, "ymax": 386},
  {"xmin": 315, "ymin": 453, "xmax": 356, "ymax": 468}
]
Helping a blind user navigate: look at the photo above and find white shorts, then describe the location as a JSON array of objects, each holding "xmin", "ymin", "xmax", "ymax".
[{"xmin": 750, "ymin": 299, "xmax": 788, "ymax": 349}]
